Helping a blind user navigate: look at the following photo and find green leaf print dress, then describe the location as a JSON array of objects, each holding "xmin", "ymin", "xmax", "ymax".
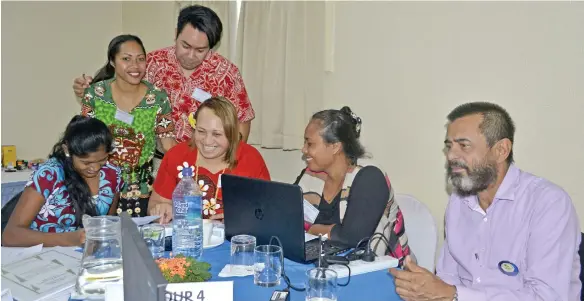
[{"xmin": 81, "ymin": 78, "xmax": 175, "ymax": 217}]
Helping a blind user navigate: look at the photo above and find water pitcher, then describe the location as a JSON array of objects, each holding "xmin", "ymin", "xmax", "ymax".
[{"xmin": 74, "ymin": 215, "xmax": 123, "ymax": 300}]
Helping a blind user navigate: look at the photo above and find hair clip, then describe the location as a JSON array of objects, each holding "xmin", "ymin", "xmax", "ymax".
[
  {"xmin": 349, "ymin": 112, "xmax": 362, "ymax": 124},
  {"xmin": 188, "ymin": 112, "xmax": 197, "ymax": 129}
]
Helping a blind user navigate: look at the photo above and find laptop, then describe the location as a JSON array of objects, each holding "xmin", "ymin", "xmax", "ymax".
[{"xmin": 221, "ymin": 174, "xmax": 348, "ymax": 264}]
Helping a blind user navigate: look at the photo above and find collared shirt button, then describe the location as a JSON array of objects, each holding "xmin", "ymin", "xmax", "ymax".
[
  {"xmin": 476, "ymin": 277, "xmax": 481, "ymax": 283},
  {"xmin": 483, "ymin": 217, "xmax": 488, "ymax": 222}
]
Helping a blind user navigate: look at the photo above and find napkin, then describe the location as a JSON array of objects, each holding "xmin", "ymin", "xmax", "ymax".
[{"xmin": 218, "ymin": 264, "xmax": 254, "ymax": 277}]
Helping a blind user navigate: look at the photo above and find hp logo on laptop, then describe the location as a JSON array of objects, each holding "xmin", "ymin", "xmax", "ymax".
[{"xmin": 254, "ymin": 208, "xmax": 264, "ymax": 220}]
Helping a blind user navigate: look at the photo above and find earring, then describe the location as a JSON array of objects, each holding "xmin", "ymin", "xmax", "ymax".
[{"xmin": 65, "ymin": 153, "xmax": 70, "ymax": 158}]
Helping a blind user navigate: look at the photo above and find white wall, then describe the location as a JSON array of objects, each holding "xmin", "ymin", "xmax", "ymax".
[
  {"xmin": 3, "ymin": 2, "xmax": 583, "ymax": 249},
  {"xmin": 262, "ymin": 2, "xmax": 584, "ymax": 243},
  {"xmin": 121, "ymin": 1, "xmax": 176, "ymax": 52},
  {"xmin": 1, "ymin": 1, "xmax": 122, "ymax": 159},
  {"xmin": 324, "ymin": 1, "xmax": 584, "ymax": 241}
]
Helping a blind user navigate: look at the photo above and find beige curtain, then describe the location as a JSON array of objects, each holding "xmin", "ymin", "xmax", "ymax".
[
  {"xmin": 235, "ymin": 1, "xmax": 326, "ymax": 150},
  {"xmin": 175, "ymin": 0, "xmax": 237, "ymax": 60}
]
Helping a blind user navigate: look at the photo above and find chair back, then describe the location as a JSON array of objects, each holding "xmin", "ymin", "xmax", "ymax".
[{"xmin": 395, "ymin": 193, "xmax": 438, "ymax": 271}]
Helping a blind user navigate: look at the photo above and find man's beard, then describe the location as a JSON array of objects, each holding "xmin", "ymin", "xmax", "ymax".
[{"xmin": 447, "ymin": 158, "xmax": 497, "ymax": 197}]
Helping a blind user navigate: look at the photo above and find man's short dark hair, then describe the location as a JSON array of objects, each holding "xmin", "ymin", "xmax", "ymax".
[
  {"xmin": 447, "ymin": 102, "xmax": 516, "ymax": 163},
  {"xmin": 177, "ymin": 5, "xmax": 223, "ymax": 49}
]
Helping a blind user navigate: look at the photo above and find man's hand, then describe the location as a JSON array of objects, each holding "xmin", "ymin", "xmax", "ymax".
[
  {"xmin": 389, "ymin": 256, "xmax": 456, "ymax": 301},
  {"xmin": 73, "ymin": 74, "xmax": 92, "ymax": 98}
]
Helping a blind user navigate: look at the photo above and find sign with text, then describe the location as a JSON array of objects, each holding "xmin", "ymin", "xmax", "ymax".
[{"xmin": 165, "ymin": 281, "xmax": 233, "ymax": 301}]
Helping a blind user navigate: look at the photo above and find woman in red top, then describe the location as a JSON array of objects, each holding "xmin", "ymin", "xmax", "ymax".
[{"xmin": 148, "ymin": 96, "xmax": 270, "ymax": 223}]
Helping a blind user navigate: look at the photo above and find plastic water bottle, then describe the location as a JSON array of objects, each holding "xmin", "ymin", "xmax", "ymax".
[{"xmin": 172, "ymin": 167, "xmax": 203, "ymax": 259}]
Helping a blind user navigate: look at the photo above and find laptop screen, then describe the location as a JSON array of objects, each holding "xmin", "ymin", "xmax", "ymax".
[
  {"xmin": 120, "ymin": 213, "xmax": 168, "ymax": 300},
  {"xmin": 222, "ymin": 174, "xmax": 309, "ymax": 262}
]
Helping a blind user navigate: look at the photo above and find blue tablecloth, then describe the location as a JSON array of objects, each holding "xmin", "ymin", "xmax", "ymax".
[
  {"xmin": 195, "ymin": 242, "xmax": 403, "ymax": 301},
  {"xmin": 70, "ymin": 242, "xmax": 403, "ymax": 300}
]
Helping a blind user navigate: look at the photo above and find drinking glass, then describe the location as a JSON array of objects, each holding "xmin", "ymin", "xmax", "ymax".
[
  {"xmin": 230, "ymin": 235, "xmax": 256, "ymax": 267},
  {"xmin": 254, "ymin": 245, "xmax": 283, "ymax": 287},
  {"xmin": 140, "ymin": 224, "xmax": 165, "ymax": 258},
  {"xmin": 305, "ymin": 268, "xmax": 338, "ymax": 301}
]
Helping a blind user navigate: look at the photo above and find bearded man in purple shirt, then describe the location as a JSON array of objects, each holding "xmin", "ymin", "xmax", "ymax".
[{"xmin": 391, "ymin": 102, "xmax": 581, "ymax": 301}]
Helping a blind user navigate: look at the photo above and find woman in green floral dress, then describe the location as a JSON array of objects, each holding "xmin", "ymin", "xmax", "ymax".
[{"xmin": 80, "ymin": 35, "xmax": 176, "ymax": 217}]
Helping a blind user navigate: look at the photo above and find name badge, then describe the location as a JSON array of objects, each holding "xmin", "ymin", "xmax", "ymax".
[
  {"xmin": 165, "ymin": 281, "xmax": 233, "ymax": 301},
  {"xmin": 192, "ymin": 88, "xmax": 212, "ymax": 103},
  {"xmin": 114, "ymin": 108, "xmax": 134, "ymax": 125}
]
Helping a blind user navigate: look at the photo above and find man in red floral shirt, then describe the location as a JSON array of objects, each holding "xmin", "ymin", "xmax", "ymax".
[{"xmin": 72, "ymin": 5, "xmax": 254, "ymax": 143}]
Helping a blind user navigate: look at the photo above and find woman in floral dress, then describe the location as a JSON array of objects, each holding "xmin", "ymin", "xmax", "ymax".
[
  {"xmin": 2, "ymin": 116, "xmax": 122, "ymax": 247},
  {"xmin": 148, "ymin": 97, "xmax": 270, "ymax": 224},
  {"xmin": 81, "ymin": 35, "xmax": 176, "ymax": 217}
]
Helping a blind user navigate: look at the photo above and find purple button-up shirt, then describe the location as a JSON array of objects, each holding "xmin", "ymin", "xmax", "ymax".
[{"xmin": 436, "ymin": 164, "xmax": 581, "ymax": 300}]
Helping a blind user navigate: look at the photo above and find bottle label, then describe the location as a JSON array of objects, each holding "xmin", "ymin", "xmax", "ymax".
[
  {"xmin": 175, "ymin": 195, "xmax": 202, "ymax": 219},
  {"xmin": 175, "ymin": 202, "xmax": 187, "ymax": 216}
]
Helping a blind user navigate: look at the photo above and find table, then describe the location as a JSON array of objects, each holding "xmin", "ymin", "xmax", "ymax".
[
  {"xmin": 1, "ymin": 170, "xmax": 30, "ymax": 208},
  {"xmin": 4, "ymin": 242, "xmax": 402, "ymax": 301},
  {"xmin": 193, "ymin": 242, "xmax": 403, "ymax": 301},
  {"xmin": 1, "ymin": 170, "xmax": 32, "ymax": 183}
]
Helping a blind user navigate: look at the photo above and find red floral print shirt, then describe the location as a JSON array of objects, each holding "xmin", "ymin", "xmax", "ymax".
[{"xmin": 145, "ymin": 46, "xmax": 255, "ymax": 143}]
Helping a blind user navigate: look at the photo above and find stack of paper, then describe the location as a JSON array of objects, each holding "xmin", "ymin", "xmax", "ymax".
[
  {"xmin": 1, "ymin": 246, "xmax": 82, "ymax": 301},
  {"xmin": 1, "ymin": 244, "xmax": 43, "ymax": 265}
]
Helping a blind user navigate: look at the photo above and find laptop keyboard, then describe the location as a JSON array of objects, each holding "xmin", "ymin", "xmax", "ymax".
[
  {"xmin": 305, "ymin": 244, "xmax": 320, "ymax": 259},
  {"xmin": 305, "ymin": 240, "xmax": 346, "ymax": 261}
]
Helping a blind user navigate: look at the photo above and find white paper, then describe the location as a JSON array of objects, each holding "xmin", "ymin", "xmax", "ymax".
[
  {"xmin": 40, "ymin": 288, "xmax": 74, "ymax": 301},
  {"xmin": 1, "ymin": 244, "xmax": 43, "ymax": 265},
  {"xmin": 49, "ymin": 246, "xmax": 84, "ymax": 258},
  {"xmin": 303, "ymin": 199, "xmax": 320, "ymax": 224},
  {"xmin": 304, "ymin": 233, "xmax": 328, "ymax": 242},
  {"xmin": 217, "ymin": 264, "xmax": 255, "ymax": 278},
  {"xmin": 132, "ymin": 215, "xmax": 160, "ymax": 226},
  {"xmin": 1, "ymin": 289, "xmax": 14, "ymax": 301},
  {"xmin": 166, "ymin": 281, "xmax": 233, "ymax": 301},
  {"xmin": 1, "ymin": 249, "xmax": 81, "ymax": 301},
  {"xmin": 105, "ymin": 283, "xmax": 124, "ymax": 301}
]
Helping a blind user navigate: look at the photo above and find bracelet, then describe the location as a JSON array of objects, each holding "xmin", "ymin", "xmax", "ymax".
[{"xmin": 452, "ymin": 286, "xmax": 458, "ymax": 301}]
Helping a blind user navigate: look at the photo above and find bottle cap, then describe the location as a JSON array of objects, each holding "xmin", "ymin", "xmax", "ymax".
[{"xmin": 182, "ymin": 166, "xmax": 193, "ymax": 178}]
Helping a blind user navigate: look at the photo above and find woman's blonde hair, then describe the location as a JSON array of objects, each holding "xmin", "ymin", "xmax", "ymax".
[{"xmin": 189, "ymin": 96, "xmax": 240, "ymax": 168}]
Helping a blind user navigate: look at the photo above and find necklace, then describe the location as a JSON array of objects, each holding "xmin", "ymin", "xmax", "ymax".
[{"xmin": 194, "ymin": 155, "xmax": 227, "ymax": 201}]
